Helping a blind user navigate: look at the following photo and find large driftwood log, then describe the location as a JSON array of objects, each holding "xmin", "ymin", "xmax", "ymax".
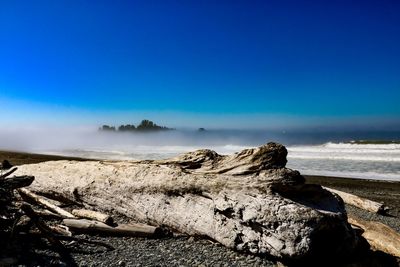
[
  {"xmin": 348, "ymin": 216, "xmax": 400, "ymax": 257},
  {"xmin": 15, "ymin": 143, "xmax": 357, "ymax": 260},
  {"xmin": 324, "ymin": 187, "xmax": 388, "ymax": 214},
  {"xmin": 18, "ymin": 188, "xmax": 75, "ymax": 218},
  {"xmin": 63, "ymin": 219, "xmax": 161, "ymax": 237},
  {"xmin": 72, "ymin": 209, "xmax": 113, "ymax": 225}
]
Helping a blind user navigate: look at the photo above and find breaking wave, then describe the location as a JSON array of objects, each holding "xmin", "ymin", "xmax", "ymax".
[
  {"xmin": 286, "ymin": 142, "xmax": 400, "ymax": 181},
  {"xmin": 287, "ymin": 142, "xmax": 400, "ymax": 162}
]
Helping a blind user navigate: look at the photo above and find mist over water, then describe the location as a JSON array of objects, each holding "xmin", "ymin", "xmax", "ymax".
[{"xmin": 0, "ymin": 127, "xmax": 399, "ymax": 181}]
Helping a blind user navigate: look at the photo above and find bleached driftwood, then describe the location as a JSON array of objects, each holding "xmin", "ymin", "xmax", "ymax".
[
  {"xmin": 72, "ymin": 209, "xmax": 113, "ymax": 225},
  {"xmin": 63, "ymin": 219, "xmax": 161, "ymax": 237},
  {"xmin": 49, "ymin": 225, "xmax": 72, "ymax": 237},
  {"xmin": 33, "ymin": 209, "xmax": 68, "ymax": 220},
  {"xmin": 348, "ymin": 216, "xmax": 400, "ymax": 257},
  {"xmin": 15, "ymin": 143, "xmax": 357, "ymax": 260},
  {"xmin": 18, "ymin": 188, "xmax": 75, "ymax": 218},
  {"xmin": 324, "ymin": 187, "xmax": 388, "ymax": 214}
]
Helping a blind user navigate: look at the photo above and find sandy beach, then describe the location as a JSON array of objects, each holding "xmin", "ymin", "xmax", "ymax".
[{"xmin": 1, "ymin": 150, "xmax": 399, "ymax": 267}]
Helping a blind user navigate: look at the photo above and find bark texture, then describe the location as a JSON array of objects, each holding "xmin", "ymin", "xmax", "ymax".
[{"xmin": 15, "ymin": 142, "xmax": 357, "ymax": 260}]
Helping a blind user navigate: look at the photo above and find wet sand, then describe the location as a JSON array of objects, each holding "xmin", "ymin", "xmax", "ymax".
[
  {"xmin": 0, "ymin": 150, "xmax": 93, "ymax": 166},
  {"xmin": 305, "ymin": 175, "xmax": 400, "ymax": 211}
]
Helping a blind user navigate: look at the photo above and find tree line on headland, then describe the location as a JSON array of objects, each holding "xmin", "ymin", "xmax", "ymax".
[{"xmin": 99, "ymin": 120, "xmax": 174, "ymax": 132}]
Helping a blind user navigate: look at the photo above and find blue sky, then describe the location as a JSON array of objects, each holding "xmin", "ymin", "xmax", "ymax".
[{"xmin": 1, "ymin": 0, "xmax": 399, "ymax": 128}]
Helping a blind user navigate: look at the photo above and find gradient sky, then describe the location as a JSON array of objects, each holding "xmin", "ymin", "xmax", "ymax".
[{"xmin": 1, "ymin": 0, "xmax": 399, "ymax": 128}]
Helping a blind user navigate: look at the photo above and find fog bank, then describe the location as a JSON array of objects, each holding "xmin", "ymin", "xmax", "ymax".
[{"xmin": 1, "ymin": 126, "xmax": 399, "ymax": 157}]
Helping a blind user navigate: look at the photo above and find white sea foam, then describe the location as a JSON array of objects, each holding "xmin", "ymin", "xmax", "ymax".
[
  {"xmin": 287, "ymin": 142, "xmax": 400, "ymax": 162},
  {"xmin": 286, "ymin": 142, "xmax": 400, "ymax": 181},
  {"xmin": 324, "ymin": 142, "xmax": 400, "ymax": 150}
]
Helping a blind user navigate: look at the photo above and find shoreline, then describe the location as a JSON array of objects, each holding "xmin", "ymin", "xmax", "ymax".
[{"xmin": 0, "ymin": 150, "xmax": 94, "ymax": 166}]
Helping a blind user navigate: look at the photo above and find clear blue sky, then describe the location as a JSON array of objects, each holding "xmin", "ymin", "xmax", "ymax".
[{"xmin": 1, "ymin": 0, "xmax": 399, "ymax": 128}]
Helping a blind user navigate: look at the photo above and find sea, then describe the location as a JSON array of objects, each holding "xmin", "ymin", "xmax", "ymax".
[{"xmin": 1, "ymin": 128, "xmax": 399, "ymax": 181}]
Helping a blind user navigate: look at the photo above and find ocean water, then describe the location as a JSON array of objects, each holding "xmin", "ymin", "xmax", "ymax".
[
  {"xmin": 0, "ymin": 128, "xmax": 399, "ymax": 181},
  {"xmin": 286, "ymin": 142, "xmax": 400, "ymax": 181},
  {"xmin": 45, "ymin": 142, "xmax": 400, "ymax": 182}
]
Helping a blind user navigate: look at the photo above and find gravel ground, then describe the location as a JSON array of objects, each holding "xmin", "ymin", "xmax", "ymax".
[
  {"xmin": 305, "ymin": 175, "xmax": 400, "ymax": 233},
  {"xmin": 72, "ymin": 235, "xmax": 275, "ymax": 267},
  {"xmin": 3, "ymin": 234, "xmax": 276, "ymax": 267}
]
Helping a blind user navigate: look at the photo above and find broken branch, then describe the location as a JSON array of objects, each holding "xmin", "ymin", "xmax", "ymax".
[
  {"xmin": 324, "ymin": 187, "xmax": 388, "ymax": 214},
  {"xmin": 18, "ymin": 188, "xmax": 75, "ymax": 218},
  {"xmin": 63, "ymin": 219, "xmax": 163, "ymax": 237},
  {"xmin": 72, "ymin": 209, "xmax": 113, "ymax": 225},
  {"xmin": 348, "ymin": 216, "xmax": 400, "ymax": 258}
]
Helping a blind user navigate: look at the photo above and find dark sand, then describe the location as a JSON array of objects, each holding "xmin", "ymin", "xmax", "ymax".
[
  {"xmin": 1, "ymin": 150, "xmax": 399, "ymax": 267},
  {"xmin": 0, "ymin": 150, "xmax": 93, "ymax": 166},
  {"xmin": 305, "ymin": 175, "xmax": 400, "ymax": 232}
]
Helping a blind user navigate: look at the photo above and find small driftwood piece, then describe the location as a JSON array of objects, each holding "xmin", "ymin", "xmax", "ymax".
[
  {"xmin": 72, "ymin": 209, "xmax": 113, "ymax": 225},
  {"xmin": 33, "ymin": 209, "xmax": 68, "ymax": 220},
  {"xmin": 0, "ymin": 175, "xmax": 34, "ymax": 190},
  {"xmin": 63, "ymin": 219, "xmax": 162, "ymax": 237},
  {"xmin": 18, "ymin": 188, "xmax": 75, "ymax": 218},
  {"xmin": 324, "ymin": 187, "xmax": 388, "ymax": 214},
  {"xmin": 50, "ymin": 225, "xmax": 72, "ymax": 237},
  {"xmin": 0, "ymin": 167, "xmax": 18, "ymax": 179},
  {"xmin": 20, "ymin": 204, "xmax": 65, "ymax": 249},
  {"xmin": 348, "ymin": 216, "xmax": 400, "ymax": 257}
]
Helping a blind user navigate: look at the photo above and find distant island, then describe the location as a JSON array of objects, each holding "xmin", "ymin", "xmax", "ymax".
[{"xmin": 99, "ymin": 120, "xmax": 174, "ymax": 132}]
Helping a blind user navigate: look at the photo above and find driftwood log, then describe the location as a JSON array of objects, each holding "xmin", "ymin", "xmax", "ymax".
[
  {"xmin": 15, "ymin": 143, "xmax": 357, "ymax": 260},
  {"xmin": 72, "ymin": 209, "xmax": 113, "ymax": 225},
  {"xmin": 63, "ymin": 219, "xmax": 162, "ymax": 237},
  {"xmin": 349, "ymin": 216, "xmax": 400, "ymax": 258},
  {"xmin": 324, "ymin": 187, "xmax": 388, "ymax": 214},
  {"xmin": 32, "ymin": 209, "xmax": 68, "ymax": 220},
  {"xmin": 18, "ymin": 188, "xmax": 75, "ymax": 218}
]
